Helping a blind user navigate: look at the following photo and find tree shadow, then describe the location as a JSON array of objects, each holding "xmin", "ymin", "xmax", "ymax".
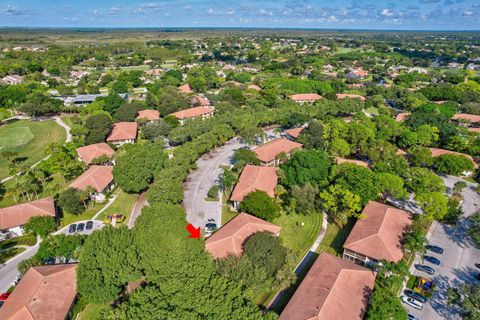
[{"xmin": 441, "ymin": 218, "xmax": 471, "ymax": 249}]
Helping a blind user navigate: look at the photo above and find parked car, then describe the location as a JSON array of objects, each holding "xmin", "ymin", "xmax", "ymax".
[
  {"xmin": 77, "ymin": 223, "xmax": 85, "ymax": 232},
  {"xmin": 475, "ymin": 263, "xmax": 480, "ymax": 269},
  {"xmin": 205, "ymin": 223, "xmax": 217, "ymax": 232},
  {"xmin": 0, "ymin": 293, "xmax": 11, "ymax": 301},
  {"xmin": 425, "ymin": 245, "xmax": 444, "ymax": 254},
  {"xmin": 424, "ymin": 255, "xmax": 441, "ymax": 265},
  {"xmin": 86, "ymin": 221, "xmax": 94, "ymax": 230},
  {"xmin": 104, "ymin": 214, "xmax": 125, "ymax": 223},
  {"xmin": 402, "ymin": 296, "xmax": 423, "ymax": 310},
  {"xmin": 404, "ymin": 289, "xmax": 428, "ymax": 303},
  {"xmin": 415, "ymin": 264, "xmax": 435, "ymax": 275},
  {"xmin": 408, "ymin": 314, "xmax": 419, "ymax": 320},
  {"xmin": 68, "ymin": 224, "xmax": 77, "ymax": 233}
]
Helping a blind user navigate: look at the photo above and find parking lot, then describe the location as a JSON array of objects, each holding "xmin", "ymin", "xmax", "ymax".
[
  {"xmin": 402, "ymin": 176, "xmax": 480, "ymax": 320},
  {"xmin": 54, "ymin": 220, "xmax": 105, "ymax": 236}
]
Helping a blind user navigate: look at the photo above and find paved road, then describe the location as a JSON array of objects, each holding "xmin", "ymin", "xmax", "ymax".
[
  {"xmin": 0, "ymin": 237, "xmax": 41, "ymax": 293},
  {"xmin": 405, "ymin": 175, "xmax": 480, "ymax": 320},
  {"xmin": 183, "ymin": 137, "xmax": 247, "ymax": 228},
  {"xmin": 53, "ymin": 116, "xmax": 72, "ymax": 142},
  {"xmin": 128, "ymin": 193, "xmax": 148, "ymax": 229}
]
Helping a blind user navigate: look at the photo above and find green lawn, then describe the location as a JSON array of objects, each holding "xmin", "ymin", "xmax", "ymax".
[
  {"xmin": 221, "ymin": 195, "xmax": 238, "ymax": 225},
  {"xmin": 0, "ymin": 247, "xmax": 26, "ymax": 263},
  {"xmin": 316, "ymin": 218, "xmax": 356, "ymax": 256},
  {"xmin": 0, "ymin": 119, "xmax": 66, "ymax": 179},
  {"xmin": 61, "ymin": 202, "xmax": 107, "ymax": 227},
  {"xmin": 0, "ymin": 233, "xmax": 36, "ymax": 250},
  {"xmin": 274, "ymin": 212, "xmax": 323, "ymax": 259},
  {"xmin": 78, "ymin": 303, "xmax": 110, "ymax": 320},
  {"xmin": 96, "ymin": 190, "xmax": 138, "ymax": 224},
  {"xmin": 0, "ymin": 108, "xmax": 12, "ymax": 120}
]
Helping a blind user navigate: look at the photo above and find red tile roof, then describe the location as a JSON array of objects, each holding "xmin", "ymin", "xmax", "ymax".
[
  {"xmin": 395, "ymin": 112, "xmax": 410, "ymax": 122},
  {"xmin": 247, "ymin": 84, "xmax": 261, "ymax": 91},
  {"xmin": 69, "ymin": 165, "xmax": 113, "ymax": 192},
  {"xmin": 171, "ymin": 106, "xmax": 214, "ymax": 120},
  {"xmin": 136, "ymin": 109, "xmax": 160, "ymax": 121},
  {"xmin": 178, "ymin": 84, "xmax": 193, "ymax": 94},
  {"xmin": 230, "ymin": 165, "xmax": 278, "ymax": 202},
  {"xmin": 253, "ymin": 138, "xmax": 302, "ymax": 163},
  {"xmin": 289, "ymin": 93, "xmax": 322, "ymax": 102},
  {"xmin": 205, "ymin": 212, "xmax": 281, "ymax": 259},
  {"xmin": 0, "ymin": 197, "xmax": 55, "ymax": 230},
  {"xmin": 344, "ymin": 201, "xmax": 412, "ymax": 263},
  {"xmin": 336, "ymin": 93, "xmax": 366, "ymax": 101},
  {"xmin": 280, "ymin": 253, "xmax": 376, "ymax": 320},
  {"xmin": 468, "ymin": 127, "xmax": 480, "ymax": 133},
  {"xmin": 76, "ymin": 143, "xmax": 114, "ymax": 165},
  {"xmin": 106, "ymin": 122, "xmax": 137, "ymax": 142},
  {"xmin": 190, "ymin": 95, "xmax": 210, "ymax": 106},
  {"xmin": 452, "ymin": 113, "xmax": 480, "ymax": 123},
  {"xmin": 428, "ymin": 148, "xmax": 478, "ymax": 169},
  {"xmin": 0, "ymin": 264, "xmax": 77, "ymax": 320},
  {"xmin": 335, "ymin": 157, "xmax": 369, "ymax": 168},
  {"xmin": 284, "ymin": 127, "xmax": 304, "ymax": 139}
]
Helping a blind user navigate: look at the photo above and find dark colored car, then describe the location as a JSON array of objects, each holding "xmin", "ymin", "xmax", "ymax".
[
  {"xmin": 68, "ymin": 224, "xmax": 77, "ymax": 233},
  {"xmin": 43, "ymin": 258, "xmax": 55, "ymax": 265},
  {"xmin": 77, "ymin": 223, "xmax": 85, "ymax": 232},
  {"xmin": 404, "ymin": 289, "xmax": 428, "ymax": 303},
  {"xmin": 415, "ymin": 264, "xmax": 435, "ymax": 275},
  {"xmin": 205, "ymin": 223, "xmax": 217, "ymax": 232},
  {"xmin": 425, "ymin": 245, "xmax": 444, "ymax": 254},
  {"xmin": 408, "ymin": 314, "xmax": 418, "ymax": 320},
  {"xmin": 475, "ymin": 263, "xmax": 480, "ymax": 269},
  {"xmin": 86, "ymin": 221, "xmax": 94, "ymax": 230},
  {"xmin": 425, "ymin": 255, "xmax": 441, "ymax": 265}
]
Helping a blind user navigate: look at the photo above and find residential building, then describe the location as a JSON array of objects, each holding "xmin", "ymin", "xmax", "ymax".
[
  {"xmin": 2, "ymin": 75, "xmax": 23, "ymax": 85},
  {"xmin": 289, "ymin": 93, "xmax": 322, "ymax": 104},
  {"xmin": 70, "ymin": 70, "xmax": 88, "ymax": 79},
  {"xmin": 428, "ymin": 148, "xmax": 478, "ymax": 170},
  {"xmin": 190, "ymin": 95, "xmax": 211, "ymax": 107},
  {"xmin": 247, "ymin": 84, "xmax": 261, "ymax": 91},
  {"xmin": 205, "ymin": 212, "xmax": 281, "ymax": 259},
  {"xmin": 107, "ymin": 122, "xmax": 138, "ymax": 146},
  {"xmin": 336, "ymin": 93, "xmax": 366, "ymax": 101},
  {"xmin": 451, "ymin": 113, "xmax": 480, "ymax": 125},
  {"xmin": 343, "ymin": 201, "xmax": 412, "ymax": 267},
  {"xmin": 395, "ymin": 112, "xmax": 410, "ymax": 122},
  {"xmin": 0, "ymin": 264, "xmax": 77, "ymax": 320},
  {"xmin": 346, "ymin": 67, "xmax": 368, "ymax": 79},
  {"xmin": 69, "ymin": 166, "xmax": 114, "ymax": 202},
  {"xmin": 76, "ymin": 143, "xmax": 115, "ymax": 166},
  {"xmin": 0, "ymin": 197, "xmax": 56, "ymax": 237},
  {"xmin": 335, "ymin": 157, "xmax": 369, "ymax": 167},
  {"xmin": 283, "ymin": 127, "xmax": 304, "ymax": 140},
  {"xmin": 171, "ymin": 106, "xmax": 215, "ymax": 125},
  {"xmin": 178, "ymin": 83, "xmax": 193, "ymax": 94},
  {"xmin": 136, "ymin": 109, "xmax": 160, "ymax": 122},
  {"xmin": 280, "ymin": 252, "xmax": 376, "ymax": 320},
  {"xmin": 230, "ymin": 165, "xmax": 278, "ymax": 210},
  {"xmin": 253, "ymin": 138, "xmax": 302, "ymax": 166}
]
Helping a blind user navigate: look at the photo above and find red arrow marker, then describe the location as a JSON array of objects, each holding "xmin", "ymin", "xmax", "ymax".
[{"xmin": 186, "ymin": 223, "xmax": 201, "ymax": 239}]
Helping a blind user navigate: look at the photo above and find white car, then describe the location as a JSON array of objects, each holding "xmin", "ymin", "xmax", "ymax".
[{"xmin": 403, "ymin": 296, "xmax": 423, "ymax": 310}]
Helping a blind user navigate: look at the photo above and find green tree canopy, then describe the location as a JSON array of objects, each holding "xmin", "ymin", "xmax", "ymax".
[
  {"xmin": 240, "ymin": 190, "xmax": 280, "ymax": 221},
  {"xmin": 24, "ymin": 216, "xmax": 55, "ymax": 238},
  {"xmin": 280, "ymin": 150, "xmax": 331, "ymax": 188}
]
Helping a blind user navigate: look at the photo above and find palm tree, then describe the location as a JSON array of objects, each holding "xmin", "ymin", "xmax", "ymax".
[{"xmin": 1, "ymin": 150, "xmax": 18, "ymax": 165}]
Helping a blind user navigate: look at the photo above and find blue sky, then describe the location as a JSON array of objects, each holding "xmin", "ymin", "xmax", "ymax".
[{"xmin": 1, "ymin": 0, "xmax": 479, "ymax": 30}]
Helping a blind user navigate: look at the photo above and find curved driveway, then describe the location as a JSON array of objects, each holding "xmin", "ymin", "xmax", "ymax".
[{"xmin": 183, "ymin": 137, "xmax": 246, "ymax": 228}]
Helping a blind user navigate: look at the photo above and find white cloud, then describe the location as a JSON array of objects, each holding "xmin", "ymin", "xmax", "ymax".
[{"xmin": 380, "ymin": 9, "xmax": 394, "ymax": 17}]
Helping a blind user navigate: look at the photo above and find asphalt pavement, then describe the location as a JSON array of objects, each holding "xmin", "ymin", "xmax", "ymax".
[{"xmin": 404, "ymin": 175, "xmax": 480, "ymax": 320}]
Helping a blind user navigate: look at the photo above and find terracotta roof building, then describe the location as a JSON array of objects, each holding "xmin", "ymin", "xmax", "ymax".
[
  {"xmin": 0, "ymin": 197, "xmax": 56, "ymax": 236},
  {"xmin": 106, "ymin": 122, "xmax": 137, "ymax": 146},
  {"xmin": 289, "ymin": 93, "xmax": 322, "ymax": 104},
  {"xmin": 280, "ymin": 253, "xmax": 376, "ymax": 320},
  {"xmin": 395, "ymin": 112, "xmax": 410, "ymax": 122},
  {"xmin": 69, "ymin": 166, "xmax": 114, "ymax": 202},
  {"xmin": 343, "ymin": 201, "xmax": 412, "ymax": 266},
  {"xmin": 428, "ymin": 148, "xmax": 478, "ymax": 169},
  {"xmin": 136, "ymin": 109, "xmax": 160, "ymax": 122},
  {"xmin": 205, "ymin": 212, "xmax": 281, "ymax": 259},
  {"xmin": 253, "ymin": 138, "xmax": 302, "ymax": 166},
  {"xmin": 247, "ymin": 84, "xmax": 261, "ymax": 91},
  {"xmin": 452, "ymin": 113, "xmax": 480, "ymax": 123},
  {"xmin": 336, "ymin": 93, "xmax": 366, "ymax": 101},
  {"xmin": 335, "ymin": 157, "xmax": 369, "ymax": 168},
  {"xmin": 0, "ymin": 264, "xmax": 77, "ymax": 320},
  {"xmin": 190, "ymin": 95, "xmax": 210, "ymax": 107},
  {"xmin": 230, "ymin": 165, "xmax": 278, "ymax": 209},
  {"xmin": 171, "ymin": 106, "xmax": 214, "ymax": 125},
  {"xmin": 76, "ymin": 143, "xmax": 114, "ymax": 166},
  {"xmin": 178, "ymin": 83, "xmax": 193, "ymax": 94},
  {"xmin": 284, "ymin": 127, "xmax": 304, "ymax": 140}
]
